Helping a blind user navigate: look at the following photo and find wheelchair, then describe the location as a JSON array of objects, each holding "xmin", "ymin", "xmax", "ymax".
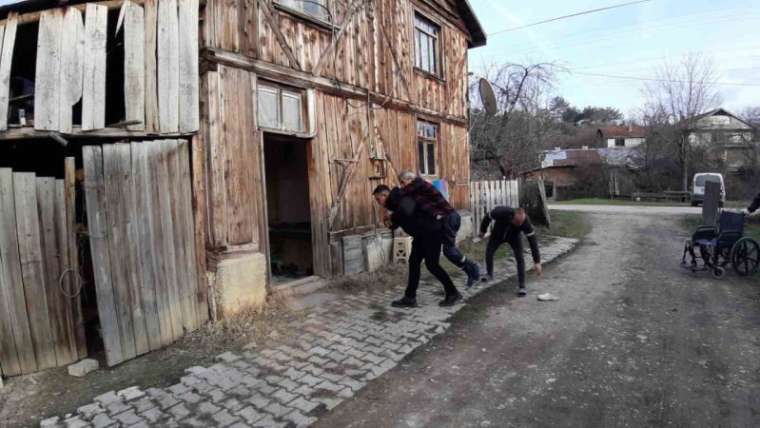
[{"xmin": 682, "ymin": 210, "xmax": 760, "ymax": 279}]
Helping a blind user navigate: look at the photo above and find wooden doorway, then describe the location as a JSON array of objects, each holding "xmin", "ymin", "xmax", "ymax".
[{"xmin": 263, "ymin": 134, "xmax": 314, "ymax": 286}]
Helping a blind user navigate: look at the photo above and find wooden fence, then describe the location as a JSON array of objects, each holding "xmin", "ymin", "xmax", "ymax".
[
  {"xmin": 83, "ymin": 140, "xmax": 207, "ymax": 367},
  {"xmin": 469, "ymin": 180, "xmax": 520, "ymax": 237},
  {"xmin": 0, "ymin": 160, "xmax": 86, "ymax": 377}
]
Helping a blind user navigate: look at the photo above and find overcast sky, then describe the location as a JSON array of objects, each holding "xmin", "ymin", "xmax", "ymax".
[{"xmin": 468, "ymin": 0, "xmax": 760, "ymax": 118}]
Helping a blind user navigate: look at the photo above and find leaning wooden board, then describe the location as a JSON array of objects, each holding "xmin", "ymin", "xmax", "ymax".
[
  {"xmin": 82, "ymin": 4, "xmax": 108, "ymax": 131},
  {"xmin": 58, "ymin": 7, "xmax": 84, "ymax": 134},
  {"xmin": 157, "ymin": 0, "xmax": 180, "ymax": 132},
  {"xmin": 123, "ymin": 2, "xmax": 145, "ymax": 131},
  {"xmin": 0, "ymin": 13, "xmax": 18, "ymax": 131},
  {"xmin": 34, "ymin": 9, "xmax": 62, "ymax": 131},
  {"xmin": 14, "ymin": 173, "xmax": 57, "ymax": 370},
  {"xmin": 83, "ymin": 145, "xmax": 125, "ymax": 366}
]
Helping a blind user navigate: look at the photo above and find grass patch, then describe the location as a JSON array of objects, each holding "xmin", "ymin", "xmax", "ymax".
[{"xmin": 543, "ymin": 210, "xmax": 593, "ymax": 241}]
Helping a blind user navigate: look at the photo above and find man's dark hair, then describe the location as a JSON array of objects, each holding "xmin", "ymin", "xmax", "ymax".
[{"xmin": 373, "ymin": 184, "xmax": 391, "ymax": 195}]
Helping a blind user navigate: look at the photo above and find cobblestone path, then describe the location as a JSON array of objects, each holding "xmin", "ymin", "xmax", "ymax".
[{"xmin": 42, "ymin": 238, "xmax": 577, "ymax": 428}]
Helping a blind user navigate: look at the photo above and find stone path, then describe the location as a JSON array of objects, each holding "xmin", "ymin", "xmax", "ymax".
[{"xmin": 41, "ymin": 237, "xmax": 577, "ymax": 428}]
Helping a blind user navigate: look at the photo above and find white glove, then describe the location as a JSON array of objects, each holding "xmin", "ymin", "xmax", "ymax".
[{"xmin": 741, "ymin": 208, "xmax": 750, "ymax": 215}]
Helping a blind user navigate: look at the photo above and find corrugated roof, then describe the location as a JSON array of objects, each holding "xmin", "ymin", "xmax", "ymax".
[{"xmin": 542, "ymin": 148, "xmax": 602, "ymax": 168}]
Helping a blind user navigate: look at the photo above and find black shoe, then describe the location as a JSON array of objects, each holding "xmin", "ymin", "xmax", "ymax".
[
  {"xmin": 481, "ymin": 274, "xmax": 494, "ymax": 283},
  {"xmin": 392, "ymin": 297, "xmax": 418, "ymax": 308},
  {"xmin": 439, "ymin": 293, "xmax": 462, "ymax": 307},
  {"xmin": 464, "ymin": 261, "xmax": 481, "ymax": 289}
]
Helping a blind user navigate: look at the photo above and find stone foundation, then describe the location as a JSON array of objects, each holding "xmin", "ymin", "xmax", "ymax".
[{"xmin": 213, "ymin": 252, "xmax": 268, "ymax": 318}]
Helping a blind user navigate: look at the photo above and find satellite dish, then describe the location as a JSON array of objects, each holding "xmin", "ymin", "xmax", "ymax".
[{"xmin": 479, "ymin": 78, "xmax": 498, "ymax": 116}]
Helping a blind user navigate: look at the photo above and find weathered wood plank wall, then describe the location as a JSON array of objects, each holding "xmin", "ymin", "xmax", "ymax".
[
  {"xmin": 0, "ymin": 165, "xmax": 85, "ymax": 377},
  {"xmin": 201, "ymin": 65, "xmax": 265, "ymax": 252},
  {"xmin": 6, "ymin": 2, "xmax": 200, "ymax": 135},
  {"xmin": 83, "ymin": 141, "xmax": 206, "ymax": 367},
  {"xmin": 202, "ymin": 0, "xmax": 469, "ymax": 119}
]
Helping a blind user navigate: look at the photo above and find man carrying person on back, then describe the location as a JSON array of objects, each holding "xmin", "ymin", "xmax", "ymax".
[
  {"xmin": 373, "ymin": 185, "xmax": 463, "ymax": 308},
  {"xmin": 396, "ymin": 171, "xmax": 481, "ymax": 288},
  {"xmin": 479, "ymin": 206, "xmax": 542, "ymax": 297}
]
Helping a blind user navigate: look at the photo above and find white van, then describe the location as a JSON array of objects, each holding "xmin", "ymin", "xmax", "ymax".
[{"xmin": 691, "ymin": 173, "xmax": 725, "ymax": 207}]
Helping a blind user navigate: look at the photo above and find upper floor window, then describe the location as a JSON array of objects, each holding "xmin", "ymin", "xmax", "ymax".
[
  {"xmin": 414, "ymin": 13, "xmax": 441, "ymax": 76},
  {"xmin": 417, "ymin": 120, "xmax": 438, "ymax": 176},
  {"xmin": 258, "ymin": 81, "xmax": 305, "ymax": 133},
  {"xmin": 276, "ymin": 0, "xmax": 331, "ymax": 24}
]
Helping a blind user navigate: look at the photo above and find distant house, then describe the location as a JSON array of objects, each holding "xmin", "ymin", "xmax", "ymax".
[
  {"xmin": 524, "ymin": 146, "xmax": 643, "ymax": 200},
  {"xmin": 597, "ymin": 125, "xmax": 647, "ymax": 149},
  {"xmin": 683, "ymin": 109, "xmax": 757, "ymax": 173}
]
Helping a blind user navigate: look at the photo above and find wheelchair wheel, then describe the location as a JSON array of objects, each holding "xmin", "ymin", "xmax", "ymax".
[{"xmin": 731, "ymin": 238, "xmax": 760, "ymax": 277}]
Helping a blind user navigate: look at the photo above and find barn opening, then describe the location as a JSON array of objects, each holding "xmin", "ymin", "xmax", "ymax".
[
  {"xmin": 8, "ymin": 21, "xmax": 37, "ymax": 127},
  {"xmin": 263, "ymin": 134, "xmax": 314, "ymax": 285}
]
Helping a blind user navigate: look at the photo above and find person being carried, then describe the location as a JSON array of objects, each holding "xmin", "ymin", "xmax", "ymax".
[
  {"xmin": 742, "ymin": 192, "xmax": 760, "ymax": 216},
  {"xmin": 479, "ymin": 206, "xmax": 542, "ymax": 297},
  {"xmin": 373, "ymin": 185, "xmax": 463, "ymax": 308},
  {"xmin": 396, "ymin": 171, "xmax": 481, "ymax": 288}
]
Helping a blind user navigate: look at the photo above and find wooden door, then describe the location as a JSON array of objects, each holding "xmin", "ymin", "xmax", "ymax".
[{"xmin": 82, "ymin": 140, "xmax": 207, "ymax": 367}]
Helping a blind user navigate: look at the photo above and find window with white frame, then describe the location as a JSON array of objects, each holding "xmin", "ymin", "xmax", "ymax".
[
  {"xmin": 257, "ymin": 81, "xmax": 305, "ymax": 133},
  {"xmin": 417, "ymin": 120, "xmax": 438, "ymax": 176},
  {"xmin": 275, "ymin": 0, "xmax": 331, "ymax": 23},
  {"xmin": 414, "ymin": 12, "xmax": 441, "ymax": 76}
]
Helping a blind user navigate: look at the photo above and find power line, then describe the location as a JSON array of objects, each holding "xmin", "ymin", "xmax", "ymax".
[
  {"xmin": 488, "ymin": 0, "xmax": 654, "ymax": 36},
  {"xmin": 501, "ymin": 9, "xmax": 760, "ymax": 57},
  {"xmin": 569, "ymin": 70, "xmax": 760, "ymax": 87}
]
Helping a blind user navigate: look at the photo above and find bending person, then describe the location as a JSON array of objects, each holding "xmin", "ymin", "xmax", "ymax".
[
  {"xmin": 373, "ymin": 185, "xmax": 462, "ymax": 308},
  {"xmin": 479, "ymin": 206, "xmax": 542, "ymax": 297},
  {"xmin": 397, "ymin": 171, "xmax": 481, "ymax": 288}
]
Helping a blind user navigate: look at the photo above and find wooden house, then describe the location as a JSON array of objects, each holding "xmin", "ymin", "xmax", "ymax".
[{"xmin": 0, "ymin": 0, "xmax": 485, "ymax": 375}]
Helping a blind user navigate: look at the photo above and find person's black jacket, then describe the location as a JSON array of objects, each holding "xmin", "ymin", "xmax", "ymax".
[
  {"xmin": 749, "ymin": 192, "xmax": 760, "ymax": 213},
  {"xmin": 480, "ymin": 206, "xmax": 541, "ymax": 263},
  {"xmin": 387, "ymin": 188, "xmax": 441, "ymax": 238}
]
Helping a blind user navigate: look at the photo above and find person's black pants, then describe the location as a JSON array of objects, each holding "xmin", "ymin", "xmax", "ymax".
[
  {"xmin": 405, "ymin": 234, "xmax": 459, "ymax": 299},
  {"xmin": 485, "ymin": 235, "xmax": 526, "ymax": 288},
  {"xmin": 441, "ymin": 211, "xmax": 467, "ymax": 268}
]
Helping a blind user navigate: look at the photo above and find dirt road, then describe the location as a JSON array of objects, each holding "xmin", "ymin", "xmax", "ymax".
[{"xmin": 316, "ymin": 212, "xmax": 760, "ymax": 428}]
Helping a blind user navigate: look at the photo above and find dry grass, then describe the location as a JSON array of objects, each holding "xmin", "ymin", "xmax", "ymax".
[{"xmin": 181, "ymin": 292, "xmax": 302, "ymax": 352}]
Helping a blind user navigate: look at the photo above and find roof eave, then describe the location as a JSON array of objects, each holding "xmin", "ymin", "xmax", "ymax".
[{"xmin": 458, "ymin": 0, "xmax": 486, "ymax": 48}]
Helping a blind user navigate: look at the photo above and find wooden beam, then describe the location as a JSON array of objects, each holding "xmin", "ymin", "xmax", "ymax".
[
  {"xmin": 0, "ymin": 126, "xmax": 195, "ymax": 141},
  {"xmin": 201, "ymin": 48, "xmax": 469, "ymax": 127},
  {"xmin": 0, "ymin": 0, "xmax": 146, "ymax": 26}
]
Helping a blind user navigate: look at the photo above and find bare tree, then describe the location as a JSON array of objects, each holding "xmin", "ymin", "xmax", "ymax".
[
  {"xmin": 469, "ymin": 62, "xmax": 558, "ymax": 178},
  {"xmin": 642, "ymin": 54, "xmax": 723, "ymax": 191}
]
